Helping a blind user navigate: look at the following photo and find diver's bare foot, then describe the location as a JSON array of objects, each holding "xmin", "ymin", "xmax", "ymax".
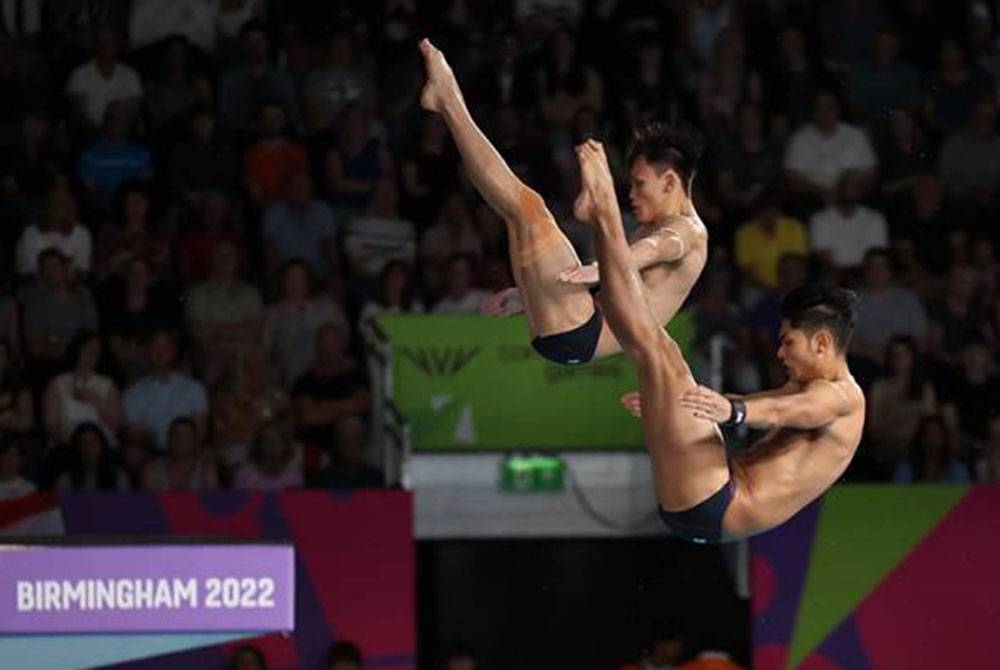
[
  {"xmin": 419, "ymin": 38, "xmax": 462, "ymax": 113},
  {"xmin": 575, "ymin": 140, "xmax": 616, "ymax": 224}
]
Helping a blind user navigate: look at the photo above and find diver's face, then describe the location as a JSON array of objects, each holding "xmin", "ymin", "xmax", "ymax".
[
  {"xmin": 777, "ymin": 322, "xmax": 816, "ymax": 382},
  {"xmin": 628, "ymin": 157, "xmax": 674, "ymax": 224}
]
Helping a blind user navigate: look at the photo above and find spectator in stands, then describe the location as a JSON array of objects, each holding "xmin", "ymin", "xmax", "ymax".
[
  {"xmin": 747, "ymin": 253, "xmax": 809, "ymax": 354},
  {"xmin": 229, "ymin": 644, "xmax": 268, "ymax": 670},
  {"xmin": 65, "ymin": 25, "xmax": 142, "ymax": 132},
  {"xmin": 53, "ymin": 422, "xmax": 127, "ymax": 491},
  {"xmin": 358, "ymin": 260, "xmax": 424, "ymax": 337},
  {"xmin": 128, "ymin": 0, "xmax": 214, "ymax": 54},
  {"xmin": 262, "ymin": 171, "xmax": 339, "ymax": 279},
  {"xmin": 847, "ymin": 28, "xmax": 920, "ymax": 127},
  {"xmin": 210, "ymin": 345, "xmax": 289, "ymax": 465},
  {"xmin": 212, "ymin": 0, "xmax": 265, "ymax": 69},
  {"xmin": 141, "ymin": 415, "xmax": 218, "ymax": 491},
  {"xmin": 302, "ymin": 28, "xmax": 375, "ymax": 129},
  {"xmin": 809, "ymin": 171, "xmax": 888, "ymax": 271},
  {"xmin": 851, "ymin": 249, "xmax": 929, "ymax": 366},
  {"xmin": 938, "ymin": 97, "xmax": 1000, "ymax": 204},
  {"xmin": 442, "ymin": 644, "xmax": 479, "ymax": 670},
  {"xmin": 233, "ymin": 422, "xmax": 301, "ymax": 491},
  {"xmin": 326, "ymin": 640, "xmax": 363, "ymax": 670},
  {"xmin": 168, "ymin": 106, "xmax": 239, "ymax": 200},
  {"xmin": 186, "ymin": 239, "xmax": 263, "ymax": 384},
  {"xmin": 925, "ymin": 38, "xmax": 994, "ymax": 135},
  {"xmin": 927, "ymin": 266, "xmax": 992, "ymax": 361},
  {"xmin": 77, "ymin": 101, "xmax": 153, "ymax": 211},
  {"xmin": 536, "ymin": 28, "xmax": 604, "ymax": 133},
  {"xmin": 934, "ymin": 339, "xmax": 1000, "ymax": 443},
  {"xmin": 177, "ymin": 191, "xmax": 247, "ymax": 284},
  {"xmin": 0, "ymin": 436, "xmax": 34, "ymax": 500},
  {"xmin": 242, "ymin": 101, "xmax": 310, "ymax": 207},
  {"xmin": 784, "ymin": 88, "xmax": 877, "ymax": 207},
  {"xmin": 819, "ymin": 0, "xmax": 888, "ymax": 71},
  {"xmin": 15, "ymin": 184, "xmax": 91, "ymax": 277},
  {"xmin": 218, "ymin": 20, "xmax": 300, "ymax": 136},
  {"xmin": 293, "ymin": 323, "xmax": 369, "ymax": 453},
  {"xmin": 472, "ymin": 30, "xmax": 535, "ymax": 109},
  {"xmin": 118, "ymin": 427, "xmax": 151, "ymax": 490},
  {"xmin": 893, "ymin": 411, "xmax": 970, "ymax": 483},
  {"xmin": 765, "ymin": 25, "xmax": 828, "ymax": 129},
  {"xmin": 43, "ymin": 331, "xmax": 121, "ymax": 446},
  {"xmin": 144, "ymin": 36, "xmax": 212, "ymax": 137},
  {"xmin": 877, "ymin": 107, "xmax": 934, "ymax": 205},
  {"xmin": 344, "ymin": 178, "xmax": 416, "ymax": 279},
  {"xmin": 20, "ymin": 248, "xmax": 99, "ymax": 383},
  {"xmin": 431, "ymin": 253, "xmax": 490, "ymax": 315},
  {"xmin": 866, "ymin": 336, "xmax": 937, "ymax": 480},
  {"xmin": 716, "ymin": 104, "xmax": 783, "ymax": 220},
  {"xmin": 689, "ymin": 266, "xmax": 758, "ymax": 392},
  {"xmin": 123, "ymin": 328, "xmax": 208, "ymax": 452},
  {"xmin": 976, "ymin": 413, "xmax": 1000, "ymax": 482},
  {"xmin": 420, "ymin": 192, "xmax": 483, "ymax": 295},
  {"xmin": 324, "ymin": 103, "xmax": 393, "ymax": 213},
  {"xmin": 619, "ymin": 630, "xmax": 683, "ymax": 670},
  {"xmin": 400, "ymin": 114, "xmax": 459, "ymax": 228},
  {"xmin": 94, "ymin": 180, "xmax": 170, "ymax": 282},
  {"xmin": 264, "ymin": 259, "xmax": 349, "ymax": 387},
  {"xmin": 1, "ymin": 110, "xmax": 71, "ymax": 210},
  {"xmin": 316, "ymin": 414, "xmax": 382, "ymax": 489},
  {"xmin": 697, "ymin": 28, "xmax": 761, "ymax": 135},
  {"xmin": 0, "ymin": 339, "xmax": 33, "ymax": 437},
  {"xmin": 733, "ymin": 189, "xmax": 808, "ymax": 292}
]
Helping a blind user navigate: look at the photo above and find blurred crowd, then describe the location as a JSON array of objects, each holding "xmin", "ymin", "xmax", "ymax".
[{"xmin": 0, "ymin": 0, "xmax": 997, "ymax": 507}]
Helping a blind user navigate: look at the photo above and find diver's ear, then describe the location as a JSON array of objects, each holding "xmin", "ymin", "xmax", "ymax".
[{"xmin": 813, "ymin": 329, "xmax": 834, "ymax": 355}]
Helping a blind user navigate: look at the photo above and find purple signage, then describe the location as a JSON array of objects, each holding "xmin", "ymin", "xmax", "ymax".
[{"xmin": 0, "ymin": 544, "xmax": 294, "ymax": 633}]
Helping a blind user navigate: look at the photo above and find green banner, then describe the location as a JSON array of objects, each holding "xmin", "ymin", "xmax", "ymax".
[{"xmin": 378, "ymin": 313, "xmax": 693, "ymax": 451}]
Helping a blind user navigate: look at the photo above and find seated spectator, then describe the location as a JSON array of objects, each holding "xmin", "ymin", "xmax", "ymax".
[
  {"xmin": 442, "ymin": 645, "xmax": 479, "ymax": 670},
  {"xmin": 242, "ymin": 101, "xmax": 309, "ymax": 207},
  {"xmin": 938, "ymin": 98, "xmax": 1000, "ymax": 204},
  {"xmin": 1, "ymin": 111, "xmax": 71, "ymax": 210},
  {"xmin": 818, "ymin": 0, "xmax": 887, "ymax": 70},
  {"xmin": 400, "ymin": 114, "xmax": 460, "ymax": 227},
  {"xmin": 926, "ymin": 266, "xmax": 992, "ymax": 361},
  {"xmin": 0, "ymin": 437, "xmax": 34, "ymax": 500},
  {"xmin": 431, "ymin": 253, "xmax": 490, "ymax": 314},
  {"xmin": 893, "ymin": 412, "xmax": 970, "ymax": 484},
  {"xmin": 19, "ymin": 248, "xmax": 99, "ymax": 382},
  {"xmin": 101, "ymin": 256, "xmax": 181, "ymax": 383},
  {"xmin": 186, "ymin": 239, "xmax": 262, "ymax": 384},
  {"xmin": 177, "ymin": 191, "xmax": 247, "ymax": 284},
  {"xmin": 128, "ymin": 0, "xmax": 214, "ymax": 53},
  {"xmin": 212, "ymin": 0, "xmax": 265, "ymax": 70},
  {"xmin": 688, "ymin": 266, "xmax": 758, "ymax": 392},
  {"xmin": 765, "ymin": 25, "xmax": 830, "ymax": 129},
  {"xmin": 168, "ymin": 106, "xmax": 239, "ymax": 200},
  {"xmin": 536, "ymin": 28, "xmax": 604, "ymax": 132},
  {"xmin": 94, "ymin": 180, "xmax": 170, "ymax": 282},
  {"xmin": 933, "ymin": 339, "xmax": 1000, "ymax": 443},
  {"xmin": 866, "ymin": 336, "xmax": 937, "ymax": 480},
  {"xmin": 141, "ymin": 416, "xmax": 218, "ymax": 491},
  {"xmin": 697, "ymin": 29, "xmax": 761, "ymax": 135},
  {"xmin": 851, "ymin": 249, "xmax": 929, "ymax": 366},
  {"xmin": 784, "ymin": 88, "xmax": 877, "ymax": 206},
  {"xmin": 15, "ymin": 184, "xmax": 91, "ymax": 277},
  {"xmin": 43, "ymin": 331, "xmax": 121, "ymax": 446},
  {"xmin": 263, "ymin": 260, "xmax": 349, "ymax": 387},
  {"xmin": 53, "ymin": 422, "xmax": 127, "ymax": 491},
  {"xmin": 343, "ymin": 178, "xmax": 416, "ymax": 279},
  {"xmin": 123, "ymin": 329, "xmax": 208, "ymax": 452},
  {"xmin": 292, "ymin": 324, "xmax": 369, "ymax": 452},
  {"xmin": 233, "ymin": 422, "xmax": 302, "ymax": 491},
  {"xmin": 715, "ymin": 104, "xmax": 783, "ymax": 219},
  {"xmin": 302, "ymin": 28, "xmax": 375, "ymax": 129},
  {"xmin": 210, "ymin": 345, "xmax": 289, "ymax": 464},
  {"xmin": 877, "ymin": 108, "xmax": 934, "ymax": 202},
  {"xmin": 262, "ymin": 171, "xmax": 338, "ymax": 279},
  {"xmin": 77, "ymin": 101, "xmax": 153, "ymax": 210},
  {"xmin": 359, "ymin": 260, "xmax": 425, "ymax": 335},
  {"xmin": 420, "ymin": 193, "xmax": 484, "ymax": 295},
  {"xmin": 218, "ymin": 20, "xmax": 300, "ymax": 136},
  {"xmin": 808, "ymin": 172, "xmax": 888, "ymax": 271},
  {"xmin": 471, "ymin": 30, "xmax": 535, "ymax": 110},
  {"xmin": 747, "ymin": 253, "xmax": 809, "ymax": 354},
  {"xmin": 925, "ymin": 38, "xmax": 994, "ymax": 135},
  {"xmin": 229, "ymin": 644, "xmax": 268, "ymax": 670},
  {"xmin": 65, "ymin": 26, "xmax": 142, "ymax": 131},
  {"xmin": 316, "ymin": 414, "xmax": 382, "ymax": 489},
  {"xmin": 734, "ymin": 190, "xmax": 808, "ymax": 291},
  {"xmin": 324, "ymin": 103, "xmax": 393, "ymax": 213},
  {"xmin": 143, "ymin": 36, "xmax": 212, "ymax": 137},
  {"xmin": 0, "ymin": 339, "xmax": 33, "ymax": 437},
  {"xmin": 326, "ymin": 640, "xmax": 364, "ymax": 670},
  {"xmin": 118, "ymin": 427, "xmax": 152, "ymax": 491},
  {"xmin": 890, "ymin": 175, "xmax": 951, "ymax": 274},
  {"xmin": 846, "ymin": 28, "xmax": 921, "ymax": 126}
]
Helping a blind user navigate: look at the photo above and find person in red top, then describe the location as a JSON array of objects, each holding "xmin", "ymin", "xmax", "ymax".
[{"xmin": 242, "ymin": 101, "xmax": 309, "ymax": 207}]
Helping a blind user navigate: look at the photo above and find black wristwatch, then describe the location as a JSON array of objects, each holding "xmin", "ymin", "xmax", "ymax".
[{"xmin": 720, "ymin": 398, "xmax": 747, "ymax": 427}]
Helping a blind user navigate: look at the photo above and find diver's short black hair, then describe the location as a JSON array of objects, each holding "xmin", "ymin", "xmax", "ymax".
[
  {"xmin": 781, "ymin": 284, "xmax": 858, "ymax": 351},
  {"xmin": 627, "ymin": 121, "xmax": 705, "ymax": 194}
]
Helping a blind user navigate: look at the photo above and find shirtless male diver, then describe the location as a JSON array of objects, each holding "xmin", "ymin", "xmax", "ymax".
[
  {"xmin": 575, "ymin": 140, "xmax": 865, "ymax": 543},
  {"xmin": 419, "ymin": 38, "xmax": 707, "ymax": 365}
]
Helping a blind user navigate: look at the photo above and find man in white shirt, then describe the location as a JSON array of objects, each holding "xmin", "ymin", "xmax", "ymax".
[
  {"xmin": 809, "ymin": 171, "xmax": 888, "ymax": 269},
  {"xmin": 431, "ymin": 253, "xmax": 489, "ymax": 314},
  {"xmin": 784, "ymin": 88, "xmax": 877, "ymax": 203},
  {"xmin": 65, "ymin": 26, "xmax": 143, "ymax": 129}
]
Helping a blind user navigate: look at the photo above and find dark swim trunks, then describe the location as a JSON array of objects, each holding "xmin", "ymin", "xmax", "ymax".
[
  {"xmin": 658, "ymin": 479, "xmax": 735, "ymax": 544},
  {"xmin": 530, "ymin": 308, "xmax": 603, "ymax": 365}
]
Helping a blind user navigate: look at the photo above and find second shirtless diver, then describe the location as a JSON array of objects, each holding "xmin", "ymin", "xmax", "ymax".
[
  {"xmin": 419, "ymin": 38, "xmax": 707, "ymax": 365},
  {"xmin": 577, "ymin": 139, "xmax": 864, "ymax": 543}
]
